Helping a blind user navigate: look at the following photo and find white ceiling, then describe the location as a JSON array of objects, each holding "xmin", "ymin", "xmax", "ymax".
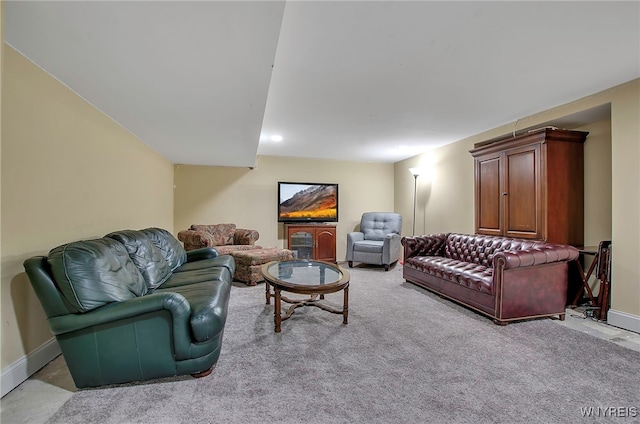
[{"xmin": 5, "ymin": 1, "xmax": 639, "ymax": 167}]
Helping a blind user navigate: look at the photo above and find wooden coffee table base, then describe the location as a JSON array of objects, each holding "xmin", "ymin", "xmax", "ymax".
[{"xmin": 266, "ymin": 283, "xmax": 349, "ymax": 333}]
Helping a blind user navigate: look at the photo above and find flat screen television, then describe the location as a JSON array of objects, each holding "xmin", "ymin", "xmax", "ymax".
[{"xmin": 278, "ymin": 182, "xmax": 338, "ymax": 223}]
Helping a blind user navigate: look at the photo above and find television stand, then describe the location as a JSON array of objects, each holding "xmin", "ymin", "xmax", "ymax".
[{"xmin": 285, "ymin": 224, "xmax": 336, "ymax": 263}]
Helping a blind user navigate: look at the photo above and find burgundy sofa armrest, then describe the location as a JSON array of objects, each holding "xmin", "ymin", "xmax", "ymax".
[
  {"xmin": 233, "ymin": 229, "xmax": 259, "ymax": 245},
  {"xmin": 401, "ymin": 233, "xmax": 447, "ymax": 261},
  {"xmin": 493, "ymin": 244, "xmax": 579, "ymax": 270}
]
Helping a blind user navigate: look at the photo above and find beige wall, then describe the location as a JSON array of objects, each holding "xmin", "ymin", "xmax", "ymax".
[
  {"xmin": 395, "ymin": 79, "xmax": 639, "ymax": 327},
  {"xmin": 174, "ymin": 156, "xmax": 395, "ymax": 261},
  {"xmin": 396, "ymin": 134, "xmax": 477, "ymax": 237},
  {"xmin": 581, "ymin": 119, "xmax": 612, "ymax": 245},
  {"xmin": 609, "ymin": 81, "xmax": 640, "ymax": 323},
  {"xmin": 1, "ymin": 2, "xmax": 4, "ymax": 377},
  {"xmin": 1, "ymin": 46, "xmax": 175, "ymax": 370}
]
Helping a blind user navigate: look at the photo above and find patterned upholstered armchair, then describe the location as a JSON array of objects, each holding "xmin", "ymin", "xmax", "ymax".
[
  {"xmin": 346, "ymin": 212, "xmax": 403, "ymax": 271},
  {"xmin": 177, "ymin": 224, "xmax": 261, "ymax": 255}
]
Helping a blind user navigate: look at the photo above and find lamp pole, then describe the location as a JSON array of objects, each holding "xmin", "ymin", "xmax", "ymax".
[
  {"xmin": 409, "ymin": 167, "xmax": 423, "ymax": 236},
  {"xmin": 412, "ymin": 173, "xmax": 418, "ymax": 235}
]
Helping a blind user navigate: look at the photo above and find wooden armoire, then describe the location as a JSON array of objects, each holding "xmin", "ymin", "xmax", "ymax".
[{"xmin": 469, "ymin": 127, "xmax": 588, "ymax": 246}]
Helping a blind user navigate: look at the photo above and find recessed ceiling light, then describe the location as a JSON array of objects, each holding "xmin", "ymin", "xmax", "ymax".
[{"xmin": 270, "ymin": 135, "xmax": 283, "ymax": 142}]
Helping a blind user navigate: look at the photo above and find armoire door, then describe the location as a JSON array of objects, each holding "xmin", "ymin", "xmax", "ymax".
[
  {"xmin": 475, "ymin": 152, "xmax": 503, "ymax": 236},
  {"xmin": 504, "ymin": 144, "xmax": 542, "ymax": 239}
]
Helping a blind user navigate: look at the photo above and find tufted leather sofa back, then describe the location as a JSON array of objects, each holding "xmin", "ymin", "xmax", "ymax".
[
  {"xmin": 106, "ymin": 230, "xmax": 172, "ymax": 290},
  {"xmin": 360, "ymin": 212, "xmax": 402, "ymax": 241},
  {"xmin": 444, "ymin": 233, "xmax": 545, "ymax": 267},
  {"xmin": 48, "ymin": 238, "xmax": 148, "ymax": 313},
  {"xmin": 141, "ymin": 227, "xmax": 187, "ymax": 270}
]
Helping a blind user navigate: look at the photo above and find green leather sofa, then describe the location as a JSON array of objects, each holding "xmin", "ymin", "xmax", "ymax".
[{"xmin": 23, "ymin": 227, "xmax": 235, "ymax": 388}]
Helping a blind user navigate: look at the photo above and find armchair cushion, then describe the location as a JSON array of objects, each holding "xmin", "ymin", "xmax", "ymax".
[
  {"xmin": 191, "ymin": 224, "xmax": 236, "ymax": 245},
  {"xmin": 361, "ymin": 212, "xmax": 402, "ymax": 241},
  {"xmin": 48, "ymin": 238, "xmax": 147, "ymax": 313},
  {"xmin": 352, "ymin": 240, "xmax": 385, "ymax": 254}
]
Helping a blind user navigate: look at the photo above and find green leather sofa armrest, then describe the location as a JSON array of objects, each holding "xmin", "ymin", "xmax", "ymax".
[
  {"xmin": 186, "ymin": 247, "xmax": 220, "ymax": 262},
  {"xmin": 48, "ymin": 292, "xmax": 190, "ymax": 336}
]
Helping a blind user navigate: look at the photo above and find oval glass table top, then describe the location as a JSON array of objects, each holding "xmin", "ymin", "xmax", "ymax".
[{"xmin": 264, "ymin": 260, "xmax": 349, "ymax": 288}]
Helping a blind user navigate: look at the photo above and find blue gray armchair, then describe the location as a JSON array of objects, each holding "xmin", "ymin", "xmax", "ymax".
[{"xmin": 346, "ymin": 212, "xmax": 403, "ymax": 271}]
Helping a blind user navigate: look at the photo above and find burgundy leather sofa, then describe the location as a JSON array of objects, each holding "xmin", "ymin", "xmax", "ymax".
[{"xmin": 401, "ymin": 233, "xmax": 579, "ymax": 325}]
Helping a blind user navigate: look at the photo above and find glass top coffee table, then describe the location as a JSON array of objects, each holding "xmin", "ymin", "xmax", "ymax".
[{"xmin": 261, "ymin": 260, "xmax": 350, "ymax": 333}]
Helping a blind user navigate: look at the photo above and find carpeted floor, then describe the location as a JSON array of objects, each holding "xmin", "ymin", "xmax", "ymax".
[{"xmin": 46, "ymin": 265, "xmax": 640, "ymax": 424}]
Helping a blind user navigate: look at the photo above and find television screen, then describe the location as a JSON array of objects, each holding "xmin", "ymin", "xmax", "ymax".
[{"xmin": 278, "ymin": 182, "xmax": 338, "ymax": 223}]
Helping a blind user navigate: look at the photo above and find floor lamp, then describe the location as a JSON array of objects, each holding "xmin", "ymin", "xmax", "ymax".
[{"xmin": 409, "ymin": 167, "xmax": 423, "ymax": 236}]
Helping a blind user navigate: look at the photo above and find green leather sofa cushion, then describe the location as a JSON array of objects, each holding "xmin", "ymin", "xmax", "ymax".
[
  {"xmin": 161, "ymin": 266, "xmax": 230, "ymax": 289},
  {"xmin": 48, "ymin": 238, "xmax": 147, "ymax": 313},
  {"xmin": 174, "ymin": 255, "xmax": 236, "ymax": 277},
  {"xmin": 142, "ymin": 228, "xmax": 187, "ymax": 270},
  {"xmin": 105, "ymin": 230, "xmax": 171, "ymax": 289}
]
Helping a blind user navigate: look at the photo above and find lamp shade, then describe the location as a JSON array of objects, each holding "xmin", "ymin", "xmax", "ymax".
[{"xmin": 409, "ymin": 167, "xmax": 426, "ymax": 177}]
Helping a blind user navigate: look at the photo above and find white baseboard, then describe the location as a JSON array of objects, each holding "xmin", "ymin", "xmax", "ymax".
[
  {"xmin": 607, "ymin": 309, "xmax": 640, "ymax": 334},
  {"xmin": 1, "ymin": 338, "xmax": 61, "ymax": 398}
]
